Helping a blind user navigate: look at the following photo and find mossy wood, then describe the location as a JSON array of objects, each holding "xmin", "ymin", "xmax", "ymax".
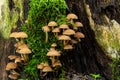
[{"xmin": 0, "ymin": 0, "xmax": 120, "ymax": 80}]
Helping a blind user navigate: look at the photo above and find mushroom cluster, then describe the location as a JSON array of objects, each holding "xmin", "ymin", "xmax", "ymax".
[
  {"xmin": 6, "ymin": 31, "xmax": 31, "ymax": 80},
  {"xmin": 39, "ymin": 13, "xmax": 85, "ymax": 77}
]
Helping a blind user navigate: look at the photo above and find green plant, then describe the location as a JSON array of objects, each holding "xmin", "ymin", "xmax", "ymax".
[
  {"xmin": 90, "ymin": 73, "xmax": 101, "ymax": 80},
  {"xmin": 22, "ymin": 0, "xmax": 67, "ymax": 79},
  {"xmin": 110, "ymin": 58, "xmax": 120, "ymax": 80}
]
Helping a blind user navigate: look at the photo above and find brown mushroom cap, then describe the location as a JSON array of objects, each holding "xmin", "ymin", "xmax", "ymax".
[
  {"xmin": 51, "ymin": 43, "xmax": 57, "ymax": 47},
  {"xmin": 67, "ymin": 13, "xmax": 78, "ymax": 20},
  {"xmin": 18, "ymin": 43, "xmax": 29, "ymax": 49},
  {"xmin": 37, "ymin": 64, "xmax": 44, "ymax": 69},
  {"xmin": 6, "ymin": 62, "xmax": 18, "ymax": 70},
  {"xmin": 11, "ymin": 71, "xmax": 20, "ymax": 76},
  {"xmin": 74, "ymin": 22, "xmax": 83, "ymax": 27},
  {"xmin": 42, "ymin": 26, "xmax": 50, "ymax": 32},
  {"xmin": 8, "ymin": 55, "xmax": 17, "ymax": 60},
  {"xmin": 48, "ymin": 21, "xmax": 57, "ymax": 27},
  {"xmin": 64, "ymin": 44, "xmax": 73, "ymax": 50},
  {"xmin": 63, "ymin": 29, "xmax": 75, "ymax": 35},
  {"xmin": 10, "ymin": 32, "xmax": 28, "ymax": 38},
  {"xmin": 42, "ymin": 62, "xmax": 49, "ymax": 67},
  {"xmin": 58, "ymin": 35, "xmax": 71, "ymax": 40},
  {"xmin": 14, "ymin": 42, "xmax": 23, "ymax": 48},
  {"xmin": 47, "ymin": 50, "xmax": 61, "ymax": 56},
  {"xmin": 52, "ymin": 60, "xmax": 62, "ymax": 67},
  {"xmin": 42, "ymin": 66, "xmax": 53, "ymax": 72},
  {"xmin": 49, "ymin": 47, "xmax": 55, "ymax": 51},
  {"xmin": 10, "ymin": 32, "xmax": 18, "ymax": 38},
  {"xmin": 18, "ymin": 32, "xmax": 28, "ymax": 38},
  {"xmin": 17, "ymin": 48, "xmax": 31, "ymax": 54},
  {"xmin": 71, "ymin": 39, "xmax": 78, "ymax": 44},
  {"xmin": 8, "ymin": 74, "xmax": 19, "ymax": 80},
  {"xmin": 59, "ymin": 24, "xmax": 69, "ymax": 29},
  {"xmin": 74, "ymin": 32, "xmax": 85, "ymax": 38},
  {"xmin": 15, "ymin": 57, "xmax": 21, "ymax": 63},
  {"xmin": 52, "ymin": 27, "xmax": 60, "ymax": 33}
]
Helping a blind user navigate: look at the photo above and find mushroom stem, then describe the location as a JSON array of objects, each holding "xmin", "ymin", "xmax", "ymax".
[
  {"xmin": 20, "ymin": 38, "xmax": 24, "ymax": 44},
  {"xmin": 51, "ymin": 56, "xmax": 55, "ymax": 64},
  {"xmin": 54, "ymin": 33, "xmax": 58, "ymax": 38},
  {"xmin": 63, "ymin": 40, "xmax": 66, "ymax": 46},
  {"xmin": 45, "ymin": 32, "xmax": 48, "ymax": 43}
]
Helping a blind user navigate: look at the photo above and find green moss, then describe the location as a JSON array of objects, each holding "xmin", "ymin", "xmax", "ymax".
[{"xmin": 22, "ymin": 0, "xmax": 67, "ymax": 79}]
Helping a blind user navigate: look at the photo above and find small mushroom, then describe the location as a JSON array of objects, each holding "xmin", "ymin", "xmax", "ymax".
[
  {"xmin": 74, "ymin": 32, "xmax": 85, "ymax": 41},
  {"xmin": 47, "ymin": 50, "xmax": 61, "ymax": 64},
  {"xmin": 70, "ymin": 39, "xmax": 78, "ymax": 45},
  {"xmin": 58, "ymin": 35, "xmax": 71, "ymax": 45},
  {"xmin": 37, "ymin": 64, "xmax": 44, "ymax": 70},
  {"xmin": 51, "ymin": 43, "xmax": 57, "ymax": 48},
  {"xmin": 8, "ymin": 55, "xmax": 17, "ymax": 60},
  {"xmin": 8, "ymin": 74, "xmax": 19, "ymax": 80},
  {"xmin": 66, "ymin": 13, "xmax": 78, "ymax": 25},
  {"xmin": 52, "ymin": 60, "xmax": 62, "ymax": 68},
  {"xmin": 17, "ymin": 43, "xmax": 29, "ymax": 49},
  {"xmin": 74, "ymin": 22, "xmax": 83, "ymax": 30},
  {"xmin": 15, "ymin": 57, "xmax": 22, "ymax": 63},
  {"xmin": 59, "ymin": 24, "xmax": 69, "ymax": 31},
  {"xmin": 63, "ymin": 29, "xmax": 75, "ymax": 36},
  {"xmin": 17, "ymin": 48, "xmax": 31, "ymax": 63},
  {"xmin": 67, "ymin": 13, "xmax": 78, "ymax": 20},
  {"xmin": 48, "ymin": 21, "xmax": 57, "ymax": 30},
  {"xmin": 10, "ymin": 32, "xmax": 28, "ymax": 43},
  {"xmin": 6, "ymin": 62, "xmax": 18, "ymax": 71},
  {"xmin": 64, "ymin": 44, "xmax": 73, "ymax": 50},
  {"xmin": 42, "ymin": 66, "xmax": 53, "ymax": 72},
  {"xmin": 42, "ymin": 26, "xmax": 50, "ymax": 43},
  {"xmin": 14, "ymin": 42, "xmax": 23, "ymax": 48},
  {"xmin": 52, "ymin": 27, "xmax": 60, "ymax": 37}
]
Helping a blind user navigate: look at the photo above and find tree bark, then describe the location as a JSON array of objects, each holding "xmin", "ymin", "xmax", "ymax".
[{"xmin": 63, "ymin": 0, "xmax": 120, "ymax": 79}]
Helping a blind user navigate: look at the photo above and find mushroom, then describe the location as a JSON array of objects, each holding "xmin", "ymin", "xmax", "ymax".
[
  {"xmin": 17, "ymin": 48, "xmax": 31, "ymax": 63},
  {"xmin": 17, "ymin": 43, "xmax": 29, "ymax": 49},
  {"xmin": 70, "ymin": 39, "xmax": 78, "ymax": 45},
  {"xmin": 8, "ymin": 74, "xmax": 19, "ymax": 80},
  {"xmin": 42, "ymin": 26, "xmax": 50, "ymax": 43},
  {"xmin": 67, "ymin": 13, "xmax": 78, "ymax": 20},
  {"xmin": 42, "ymin": 66, "xmax": 53, "ymax": 72},
  {"xmin": 52, "ymin": 60, "xmax": 62, "ymax": 68},
  {"xmin": 74, "ymin": 32, "xmax": 85, "ymax": 41},
  {"xmin": 47, "ymin": 50, "xmax": 61, "ymax": 64},
  {"xmin": 52, "ymin": 27, "xmax": 60, "ymax": 37},
  {"xmin": 6, "ymin": 62, "xmax": 18, "ymax": 71},
  {"xmin": 66, "ymin": 13, "xmax": 78, "ymax": 25},
  {"xmin": 58, "ymin": 35, "xmax": 71, "ymax": 45},
  {"xmin": 15, "ymin": 57, "xmax": 22, "ymax": 63},
  {"xmin": 17, "ymin": 32, "xmax": 28, "ymax": 43},
  {"xmin": 10, "ymin": 32, "xmax": 19, "ymax": 41},
  {"xmin": 59, "ymin": 24, "xmax": 69, "ymax": 31},
  {"xmin": 51, "ymin": 43, "xmax": 57, "ymax": 48},
  {"xmin": 10, "ymin": 32, "xmax": 28, "ymax": 43},
  {"xmin": 74, "ymin": 22, "xmax": 83, "ymax": 30},
  {"xmin": 63, "ymin": 29, "xmax": 75, "ymax": 36},
  {"xmin": 64, "ymin": 44, "xmax": 73, "ymax": 50},
  {"xmin": 8, "ymin": 55, "xmax": 17, "ymax": 60},
  {"xmin": 14, "ymin": 42, "xmax": 23, "ymax": 48},
  {"xmin": 41, "ymin": 65, "xmax": 53, "ymax": 76},
  {"xmin": 48, "ymin": 21, "xmax": 57, "ymax": 30},
  {"xmin": 37, "ymin": 64, "xmax": 44, "ymax": 70},
  {"xmin": 49, "ymin": 47, "xmax": 55, "ymax": 51}
]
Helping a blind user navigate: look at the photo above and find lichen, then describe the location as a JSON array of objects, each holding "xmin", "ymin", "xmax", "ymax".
[
  {"xmin": 0, "ymin": 0, "xmax": 24, "ymax": 39},
  {"xmin": 84, "ymin": 2, "xmax": 120, "ymax": 58}
]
